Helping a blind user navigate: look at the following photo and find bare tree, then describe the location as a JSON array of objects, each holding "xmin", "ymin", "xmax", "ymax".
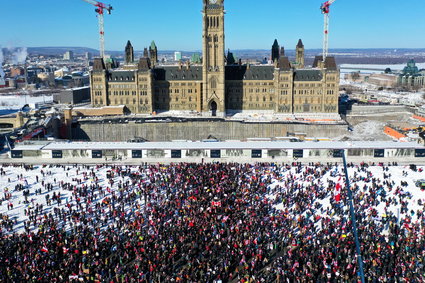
[{"xmin": 350, "ymin": 71, "xmax": 361, "ymax": 82}]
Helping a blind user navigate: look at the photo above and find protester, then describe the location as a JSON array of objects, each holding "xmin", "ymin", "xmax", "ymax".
[{"xmin": 0, "ymin": 162, "xmax": 423, "ymax": 282}]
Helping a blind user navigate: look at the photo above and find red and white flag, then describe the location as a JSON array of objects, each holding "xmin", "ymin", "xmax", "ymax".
[
  {"xmin": 334, "ymin": 177, "xmax": 342, "ymax": 202},
  {"xmin": 212, "ymin": 197, "xmax": 222, "ymax": 207}
]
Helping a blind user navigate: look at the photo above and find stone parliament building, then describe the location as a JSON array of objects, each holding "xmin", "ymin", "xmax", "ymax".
[{"xmin": 90, "ymin": 0, "xmax": 340, "ymax": 117}]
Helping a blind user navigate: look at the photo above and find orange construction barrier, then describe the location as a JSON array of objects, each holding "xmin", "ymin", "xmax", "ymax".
[
  {"xmin": 384, "ymin": 126, "xmax": 407, "ymax": 140},
  {"xmin": 412, "ymin": 115, "xmax": 425, "ymax": 122}
]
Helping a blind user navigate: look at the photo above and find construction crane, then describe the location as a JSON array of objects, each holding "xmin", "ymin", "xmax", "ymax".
[
  {"xmin": 82, "ymin": 0, "xmax": 113, "ymax": 59},
  {"xmin": 320, "ymin": 0, "xmax": 337, "ymax": 62}
]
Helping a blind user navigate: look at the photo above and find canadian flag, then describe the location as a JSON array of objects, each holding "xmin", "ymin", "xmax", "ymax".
[
  {"xmin": 212, "ymin": 197, "xmax": 222, "ymax": 207},
  {"xmin": 334, "ymin": 177, "xmax": 342, "ymax": 202}
]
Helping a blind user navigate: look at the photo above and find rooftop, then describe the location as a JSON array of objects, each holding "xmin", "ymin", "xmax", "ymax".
[{"xmin": 13, "ymin": 140, "xmax": 424, "ymax": 151}]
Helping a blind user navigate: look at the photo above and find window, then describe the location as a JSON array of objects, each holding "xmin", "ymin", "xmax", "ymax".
[
  {"xmin": 92, "ymin": 150, "xmax": 102, "ymax": 159},
  {"xmin": 52, "ymin": 150, "xmax": 63, "ymax": 159},
  {"xmin": 11, "ymin": 150, "xmax": 23, "ymax": 159},
  {"xmin": 415, "ymin": 149, "xmax": 425, "ymax": 157},
  {"xmin": 132, "ymin": 150, "xmax": 142, "ymax": 158},
  {"xmin": 251, "ymin": 150, "xmax": 262, "ymax": 158},
  {"xmin": 211, "ymin": 79, "xmax": 217, "ymax": 89},
  {"xmin": 333, "ymin": 150, "xmax": 343, "ymax": 158},
  {"xmin": 374, "ymin": 149, "xmax": 385, "ymax": 158},
  {"xmin": 211, "ymin": 150, "xmax": 221, "ymax": 158},
  {"xmin": 171, "ymin": 150, "xmax": 182, "ymax": 158},
  {"xmin": 293, "ymin": 150, "xmax": 303, "ymax": 158}
]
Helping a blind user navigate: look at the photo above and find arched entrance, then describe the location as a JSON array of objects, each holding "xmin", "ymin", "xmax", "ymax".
[{"xmin": 209, "ymin": 101, "xmax": 217, "ymax": 116}]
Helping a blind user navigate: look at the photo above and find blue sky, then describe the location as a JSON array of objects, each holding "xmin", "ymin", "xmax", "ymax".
[{"xmin": 1, "ymin": 0, "xmax": 424, "ymax": 51}]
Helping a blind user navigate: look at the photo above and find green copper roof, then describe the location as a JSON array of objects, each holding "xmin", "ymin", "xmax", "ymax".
[
  {"xmin": 403, "ymin": 59, "xmax": 419, "ymax": 75},
  {"xmin": 150, "ymin": 41, "xmax": 157, "ymax": 49},
  {"xmin": 190, "ymin": 53, "xmax": 202, "ymax": 64}
]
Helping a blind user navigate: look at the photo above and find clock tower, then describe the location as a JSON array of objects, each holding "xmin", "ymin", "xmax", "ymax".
[{"xmin": 202, "ymin": 0, "xmax": 225, "ymax": 116}]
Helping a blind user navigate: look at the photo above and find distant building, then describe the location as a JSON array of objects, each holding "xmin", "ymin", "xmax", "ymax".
[
  {"xmin": 367, "ymin": 74, "xmax": 397, "ymax": 88},
  {"xmin": 53, "ymin": 86, "xmax": 91, "ymax": 105},
  {"xmin": 54, "ymin": 67, "xmax": 70, "ymax": 77},
  {"xmin": 10, "ymin": 67, "xmax": 25, "ymax": 77},
  {"xmin": 5, "ymin": 78, "xmax": 16, "ymax": 88},
  {"xmin": 63, "ymin": 51, "xmax": 74, "ymax": 61},
  {"xmin": 174, "ymin": 52, "xmax": 182, "ymax": 62},
  {"xmin": 85, "ymin": 52, "xmax": 93, "ymax": 61},
  {"xmin": 149, "ymin": 41, "xmax": 158, "ymax": 65},
  {"xmin": 397, "ymin": 59, "xmax": 425, "ymax": 88},
  {"xmin": 71, "ymin": 72, "xmax": 90, "ymax": 87},
  {"xmin": 37, "ymin": 72, "xmax": 55, "ymax": 86},
  {"xmin": 90, "ymin": 0, "xmax": 339, "ymax": 116}
]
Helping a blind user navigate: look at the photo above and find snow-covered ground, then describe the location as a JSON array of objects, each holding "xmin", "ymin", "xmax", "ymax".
[
  {"xmin": 340, "ymin": 76, "xmax": 425, "ymax": 106},
  {"xmin": 341, "ymin": 63, "xmax": 425, "ymax": 72},
  {"xmin": 335, "ymin": 121, "xmax": 389, "ymax": 141},
  {"xmin": 0, "ymin": 165, "xmax": 146, "ymax": 234},
  {"xmin": 266, "ymin": 164, "xmax": 425, "ymax": 233},
  {"xmin": 1, "ymin": 164, "xmax": 424, "ymax": 236},
  {"xmin": 339, "ymin": 63, "xmax": 425, "ymax": 107},
  {"xmin": 0, "ymin": 94, "xmax": 53, "ymax": 109}
]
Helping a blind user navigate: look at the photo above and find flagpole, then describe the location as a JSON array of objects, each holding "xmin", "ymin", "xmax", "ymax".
[{"xmin": 340, "ymin": 149, "xmax": 366, "ymax": 283}]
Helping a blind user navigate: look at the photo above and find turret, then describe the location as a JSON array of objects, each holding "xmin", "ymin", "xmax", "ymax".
[
  {"xmin": 149, "ymin": 41, "xmax": 158, "ymax": 65},
  {"xmin": 296, "ymin": 39, "xmax": 305, "ymax": 68},
  {"xmin": 271, "ymin": 39, "xmax": 280, "ymax": 63},
  {"xmin": 280, "ymin": 46, "xmax": 285, "ymax": 57},
  {"xmin": 125, "ymin": 40, "xmax": 134, "ymax": 64}
]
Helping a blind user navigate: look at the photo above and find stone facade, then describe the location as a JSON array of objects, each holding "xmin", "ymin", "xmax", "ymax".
[{"xmin": 90, "ymin": 0, "xmax": 340, "ymax": 116}]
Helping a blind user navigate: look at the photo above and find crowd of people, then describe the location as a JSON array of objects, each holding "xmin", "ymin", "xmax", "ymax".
[{"xmin": 0, "ymin": 162, "xmax": 424, "ymax": 282}]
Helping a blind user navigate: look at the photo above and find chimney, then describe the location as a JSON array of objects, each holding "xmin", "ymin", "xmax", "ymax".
[
  {"xmin": 186, "ymin": 60, "xmax": 190, "ymax": 70},
  {"xmin": 64, "ymin": 108, "xmax": 73, "ymax": 139}
]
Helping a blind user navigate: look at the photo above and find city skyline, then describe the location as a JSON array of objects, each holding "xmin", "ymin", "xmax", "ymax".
[{"xmin": 1, "ymin": 0, "xmax": 424, "ymax": 52}]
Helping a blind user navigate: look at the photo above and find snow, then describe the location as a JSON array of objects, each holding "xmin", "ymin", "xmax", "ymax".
[
  {"xmin": 0, "ymin": 94, "xmax": 53, "ymax": 109},
  {"xmin": 340, "ymin": 77, "xmax": 425, "ymax": 106},
  {"xmin": 1, "ymin": 164, "xmax": 424, "ymax": 237},
  {"xmin": 265, "ymin": 164, "xmax": 425, "ymax": 234},
  {"xmin": 335, "ymin": 121, "xmax": 389, "ymax": 141},
  {"xmin": 0, "ymin": 165, "xmax": 147, "ymax": 234},
  {"xmin": 341, "ymin": 63, "xmax": 425, "ymax": 72}
]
